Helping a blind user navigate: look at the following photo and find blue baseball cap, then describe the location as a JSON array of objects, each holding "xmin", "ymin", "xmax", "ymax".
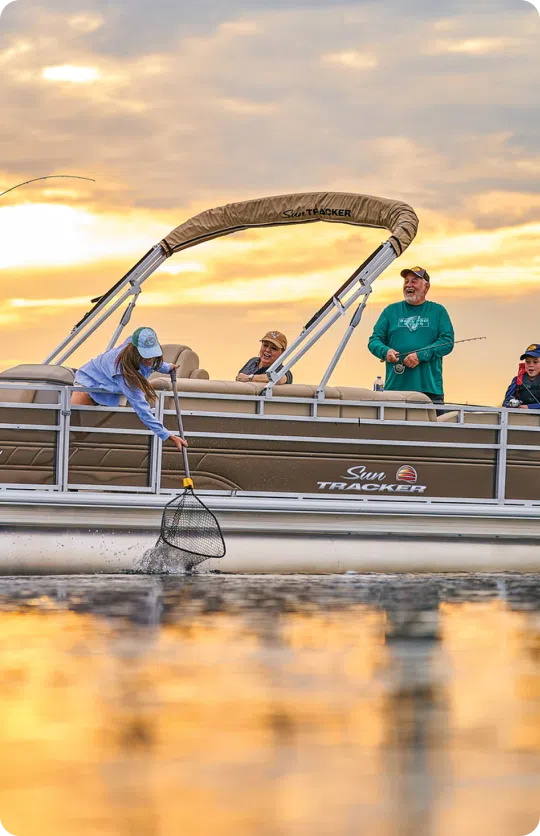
[
  {"xmin": 132, "ymin": 327, "xmax": 163, "ymax": 359},
  {"xmin": 520, "ymin": 343, "xmax": 540, "ymax": 360}
]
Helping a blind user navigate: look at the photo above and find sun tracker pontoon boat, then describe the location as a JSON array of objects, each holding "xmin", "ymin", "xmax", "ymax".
[{"xmin": 1, "ymin": 192, "xmax": 539, "ymax": 573}]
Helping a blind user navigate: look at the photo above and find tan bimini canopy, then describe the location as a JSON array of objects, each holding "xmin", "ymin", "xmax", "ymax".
[{"xmin": 160, "ymin": 192, "xmax": 419, "ymax": 257}]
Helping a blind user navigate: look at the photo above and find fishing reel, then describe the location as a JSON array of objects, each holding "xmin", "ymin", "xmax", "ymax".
[{"xmin": 508, "ymin": 398, "xmax": 521, "ymax": 408}]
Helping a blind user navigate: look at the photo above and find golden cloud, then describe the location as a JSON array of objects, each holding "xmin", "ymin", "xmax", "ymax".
[{"xmin": 321, "ymin": 51, "xmax": 378, "ymax": 70}]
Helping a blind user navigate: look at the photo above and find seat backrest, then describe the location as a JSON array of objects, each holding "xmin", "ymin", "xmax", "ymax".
[
  {"xmin": 159, "ymin": 344, "xmax": 209, "ymax": 379},
  {"xmin": 0, "ymin": 364, "xmax": 74, "ymax": 404}
]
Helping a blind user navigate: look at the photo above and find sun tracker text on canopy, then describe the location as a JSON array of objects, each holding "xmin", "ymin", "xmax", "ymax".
[{"xmin": 160, "ymin": 192, "xmax": 418, "ymax": 256}]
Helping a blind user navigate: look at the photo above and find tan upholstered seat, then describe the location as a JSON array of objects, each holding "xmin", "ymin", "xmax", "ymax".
[
  {"xmin": 157, "ymin": 344, "xmax": 209, "ymax": 380},
  {"xmin": 0, "ymin": 362, "xmax": 435, "ymax": 421},
  {"xmin": 155, "ymin": 378, "xmax": 435, "ymax": 421},
  {"xmin": 0, "ymin": 364, "xmax": 74, "ymax": 404}
]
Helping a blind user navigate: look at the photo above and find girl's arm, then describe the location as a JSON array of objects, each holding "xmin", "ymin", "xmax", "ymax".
[{"xmin": 117, "ymin": 378, "xmax": 172, "ymax": 440}]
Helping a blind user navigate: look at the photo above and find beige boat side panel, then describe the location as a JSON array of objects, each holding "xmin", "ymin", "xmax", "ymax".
[{"xmin": 508, "ymin": 411, "xmax": 540, "ymax": 427}]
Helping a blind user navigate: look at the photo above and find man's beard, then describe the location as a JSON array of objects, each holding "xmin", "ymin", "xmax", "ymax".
[{"xmin": 404, "ymin": 289, "xmax": 423, "ymax": 303}]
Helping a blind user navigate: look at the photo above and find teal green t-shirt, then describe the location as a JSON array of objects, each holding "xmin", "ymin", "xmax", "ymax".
[{"xmin": 368, "ymin": 300, "xmax": 454, "ymax": 395}]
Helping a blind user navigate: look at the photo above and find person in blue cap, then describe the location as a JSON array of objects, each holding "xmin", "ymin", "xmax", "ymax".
[
  {"xmin": 503, "ymin": 344, "xmax": 540, "ymax": 410},
  {"xmin": 72, "ymin": 327, "xmax": 187, "ymax": 450}
]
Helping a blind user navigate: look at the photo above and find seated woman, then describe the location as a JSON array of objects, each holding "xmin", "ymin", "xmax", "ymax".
[
  {"xmin": 71, "ymin": 327, "xmax": 187, "ymax": 451},
  {"xmin": 236, "ymin": 331, "xmax": 293, "ymax": 385},
  {"xmin": 503, "ymin": 343, "xmax": 540, "ymax": 410}
]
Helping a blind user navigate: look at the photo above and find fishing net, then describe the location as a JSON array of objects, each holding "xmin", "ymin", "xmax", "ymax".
[
  {"xmin": 136, "ymin": 487, "xmax": 226, "ymax": 574},
  {"xmin": 161, "ymin": 487, "xmax": 226, "ymax": 557},
  {"xmin": 135, "ymin": 369, "xmax": 226, "ymax": 574}
]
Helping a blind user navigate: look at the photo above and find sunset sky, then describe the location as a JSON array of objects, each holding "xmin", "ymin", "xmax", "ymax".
[{"xmin": 0, "ymin": 0, "xmax": 539, "ymax": 404}]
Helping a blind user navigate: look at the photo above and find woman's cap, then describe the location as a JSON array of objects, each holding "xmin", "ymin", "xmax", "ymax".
[
  {"xmin": 520, "ymin": 343, "xmax": 540, "ymax": 360},
  {"xmin": 132, "ymin": 327, "xmax": 163, "ymax": 359},
  {"xmin": 260, "ymin": 331, "xmax": 287, "ymax": 350}
]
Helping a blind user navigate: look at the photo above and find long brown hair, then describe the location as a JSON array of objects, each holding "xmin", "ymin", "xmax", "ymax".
[{"xmin": 115, "ymin": 343, "xmax": 163, "ymax": 404}]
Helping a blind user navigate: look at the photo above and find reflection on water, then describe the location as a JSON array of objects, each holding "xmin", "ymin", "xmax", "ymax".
[{"xmin": 0, "ymin": 573, "xmax": 538, "ymax": 836}]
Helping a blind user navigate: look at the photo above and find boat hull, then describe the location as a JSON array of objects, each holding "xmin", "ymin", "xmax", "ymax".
[{"xmin": 1, "ymin": 492, "xmax": 539, "ymax": 574}]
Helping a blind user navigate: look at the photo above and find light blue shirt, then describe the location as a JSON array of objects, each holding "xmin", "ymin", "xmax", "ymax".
[{"xmin": 75, "ymin": 338, "xmax": 173, "ymax": 441}]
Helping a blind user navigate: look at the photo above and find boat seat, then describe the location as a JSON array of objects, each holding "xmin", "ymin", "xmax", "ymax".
[
  {"xmin": 0, "ymin": 364, "xmax": 75, "ymax": 404},
  {"xmin": 149, "ymin": 377, "xmax": 436, "ymax": 421},
  {"xmin": 0, "ymin": 364, "xmax": 436, "ymax": 421},
  {"xmin": 157, "ymin": 344, "xmax": 209, "ymax": 380}
]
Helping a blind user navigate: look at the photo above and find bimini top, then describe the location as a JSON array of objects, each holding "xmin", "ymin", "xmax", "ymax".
[{"xmin": 160, "ymin": 191, "xmax": 419, "ymax": 257}]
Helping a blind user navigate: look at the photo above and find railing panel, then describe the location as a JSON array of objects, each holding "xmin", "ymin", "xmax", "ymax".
[{"xmin": 0, "ymin": 380, "xmax": 538, "ymax": 503}]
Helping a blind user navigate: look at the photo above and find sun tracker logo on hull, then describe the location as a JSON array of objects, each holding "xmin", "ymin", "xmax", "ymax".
[{"xmin": 396, "ymin": 465, "xmax": 418, "ymax": 484}]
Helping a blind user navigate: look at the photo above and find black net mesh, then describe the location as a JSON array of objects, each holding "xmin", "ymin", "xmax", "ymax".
[{"xmin": 160, "ymin": 487, "xmax": 226, "ymax": 558}]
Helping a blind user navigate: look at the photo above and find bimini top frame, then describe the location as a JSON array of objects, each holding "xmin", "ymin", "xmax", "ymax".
[{"xmin": 44, "ymin": 191, "xmax": 419, "ymax": 388}]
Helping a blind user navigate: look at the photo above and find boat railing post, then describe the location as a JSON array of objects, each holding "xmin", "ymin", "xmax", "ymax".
[
  {"xmin": 150, "ymin": 391, "xmax": 165, "ymax": 494},
  {"xmin": 496, "ymin": 408, "xmax": 508, "ymax": 504},
  {"xmin": 56, "ymin": 385, "xmax": 72, "ymax": 492}
]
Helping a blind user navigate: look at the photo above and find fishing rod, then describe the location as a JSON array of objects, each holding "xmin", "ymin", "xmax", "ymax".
[
  {"xmin": 380, "ymin": 336, "xmax": 486, "ymax": 375},
  {"xmin": 507, "ymin": 370, "xmax": 540, "ymax": 408},
  {"xmin": 0, "ymin": 175, "xmax": 95, "ymax": 199}
]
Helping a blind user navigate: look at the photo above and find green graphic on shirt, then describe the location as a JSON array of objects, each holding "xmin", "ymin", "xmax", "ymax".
[{"xmin": 398, "ymin": 316, "xmax": 429, "ymax": 332}]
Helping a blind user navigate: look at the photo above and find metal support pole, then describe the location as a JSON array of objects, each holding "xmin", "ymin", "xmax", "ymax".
[
  {"xmin": 315, "ymin": 288, "xmax": 372, "ymax": 400},
  {"xmin": 106, "ymin": 284, "xmax": 143, "ymax": 351},
  {"xmin": 44, "ymin": 246, "xmax": 166, "ymax": 365},
  {"xmin": 263, "ymin": 241, "xmax": 396, "ymax": 396}
]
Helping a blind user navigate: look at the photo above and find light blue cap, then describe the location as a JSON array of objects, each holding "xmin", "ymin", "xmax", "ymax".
[{"xmin": 132, "ymin": 327, "xmax": 163, "ymax": 359}]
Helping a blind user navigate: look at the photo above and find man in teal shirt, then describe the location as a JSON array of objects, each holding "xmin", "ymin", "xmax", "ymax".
[{"xmin": 368, "ymin": 266, "xmax": 454, "ymax": 403}]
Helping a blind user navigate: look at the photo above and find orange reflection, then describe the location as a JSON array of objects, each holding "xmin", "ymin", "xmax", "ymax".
[
  {"xmin": 0, "ymin": 597, "xmax": 537, "ymax": 836},
  {"xmin": 434, "ymin": 600, "xmax": 540, "ymax": 836},
  {"xmin": 0, "ymin": 605, "xmax": 392, "ymax": 835}
]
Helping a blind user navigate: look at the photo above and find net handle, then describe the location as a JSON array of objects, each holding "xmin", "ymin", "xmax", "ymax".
[{"xmin": 170, "ymin": 369, "xmax": 192, "ymax": 486}]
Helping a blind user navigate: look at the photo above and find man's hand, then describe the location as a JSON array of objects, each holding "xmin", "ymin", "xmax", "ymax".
[
  {"xmin": 169, "ymin": 434, "xmax": 188, "ymax": 450},
  {"xmin": 403, "ymin": 352, "xmax": 420, "ymax": 368},
  {"xmin": 386, "ymin": 349, "xmax": 399, "ymax": 363},
  {"xmin": 519, "ymin": 404, "xmax": 530, "ymax": 410},
  {"xmin": 236, "ymin": 373, "xmax": 250, "ymax": 382}
]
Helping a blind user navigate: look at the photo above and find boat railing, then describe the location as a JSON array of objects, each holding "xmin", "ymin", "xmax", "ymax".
[{"xmin": 0, "ymin": 379, "xmax": 539, "ymax": 504}]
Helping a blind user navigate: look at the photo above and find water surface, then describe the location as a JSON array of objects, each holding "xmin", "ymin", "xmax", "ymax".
[{"xmin": 0, "ymin": 572, "xmax": 538, "ymax": 836}]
